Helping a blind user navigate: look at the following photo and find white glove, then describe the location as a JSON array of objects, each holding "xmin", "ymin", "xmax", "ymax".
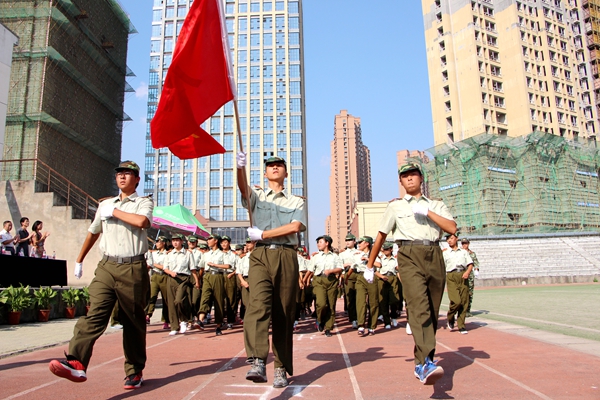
[
  {"xmin": 247, "ymin": 226, "xmax": 263, "ymax": 241},
  {"xmin": 364, "ymin": 268, "xmax": 374, "ymax": 283},
  {"xmin": 100, "ymin": 204, "xmax": 116, "ymax": 220},
  {"xmin": 237, "ymin": 152, "xmax": 247, "ymax": 169},
  {"xmin": 474, "ymin": 269, "xmax": 480, "ymax": 278},
  {"xmin": 411, "ymin": 203, "xmax": 429, "ymax": 217},
  {"xmin": 74, "ymin": 262, "xmax": 83, "ymax": 279}
]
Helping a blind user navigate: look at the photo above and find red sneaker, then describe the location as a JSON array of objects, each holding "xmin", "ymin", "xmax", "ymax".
[
  {"xmin": 124, "ymin": 371, "xmax": 143, "ymax": 389},
  {"xmin": 49, "ymin": 355, "xmax": 87, "ymax": 383}
]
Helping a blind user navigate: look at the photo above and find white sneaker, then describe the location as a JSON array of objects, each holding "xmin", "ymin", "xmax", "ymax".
[
  {"xmin": 169, "ymin": 330, "xmax": 178, "ymax": 336},
  {"xmin": 406, "ymin": 322, "xmax": 412, "ymax": 335},
  {"xmin": 391, "ymin": 319, "xmax": 398, "ymax": 327},
  {"xmin": 385, "ymin": 324, "xmax": 391, "ymax": 330},
  {"xmin": 111, "ymin": 324, "xmax": 123, "ymax": 330},
  {"xmin": 378, "ymin": 315, "xmax": 384, "ymax": 322},
  {"xmin": 351, "ymin": 320, "xmax": 358, "ymax": 329},
  {"xmin": 179, "ymin": 321, "xmax": 187, "ymax": 334}
]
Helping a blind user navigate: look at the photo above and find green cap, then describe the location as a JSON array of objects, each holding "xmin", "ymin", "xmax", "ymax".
[
  {"xmin": 461, "ymin": 238, "xmax": 470, "ymax": 244},
  {"xmin": 345, "ymin": 233, "xmax": 356, "ymax": 241},
  {"xmin": 234, "ymin": 244, "xmax": 245, "ymax": 251},
  {"xmin": 382, "ymin": 241, "xmax": 394, "ymax": 250},
  {"xmin": 221, "ymin": 235, "xmax": 231, "ymax": 242},
  {"xmin": 208, "ymin": 234, "xmax": 221, "ymax": 240},
  {"xmin": 358, "ymin": 236, "xmax": 373, "ymax": 245},
  {"xmin": 157, "ymin": 236, "xmax": 168, "ymax": 242},
  {"xmin": 115, "ymin": 160, "xmax": 140, "ymax": 175},
  {"xmin": 198, "ymin": 243, "xmax": 208, "ymax": 249},
  {"xmin": 316, "ymin": 235, "xmax": 333, "ymax": 244},
  {"xmin": 245, "ymin": 237, "xmax": 252, "ymax": 243},
  {"xmin": 172, "ymin": 233, "xmax": 185, "ymax": 240},
  {"xmin": 265, "ymin": 156, "xmax": 287, "ymax": 166},
  {"xmin": 187, "ymin": 236, "xmax": 198, "ymax": 242},
  {"xmin": 398, "ymin": 162, "xmax": 422, "ymax": 176},
  {"xmin": 445, "ymin": 232, "xmax": 459, "ymax": 240}
]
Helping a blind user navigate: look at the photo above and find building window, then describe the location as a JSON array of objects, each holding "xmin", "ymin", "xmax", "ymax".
[
  {"xmin": 157, "ymin": 192, "xmax": 167, "ymax": 206},
  {"xmin": 196, "ymin": 190, "xmax": 206, "ymax": 207},
  {"xmin": 183, "ymin": 191, "xmax": 192, "ymax": 207},
  {"xmin": 170, "ymin": 191, "xmax": 180, "ymax": 205},
  {"xmin": 223, "ymin": 189, "xmax": 233, "ymax": 205}
]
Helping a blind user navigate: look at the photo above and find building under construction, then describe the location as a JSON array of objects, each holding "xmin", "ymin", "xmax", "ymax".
[
  {"xmin": 419, "ymin": 132, "xmax": 600, "ymax": 235},
  {"xmin": 0, "ymin": 0, "xmax": 135, "ymax": 203}
]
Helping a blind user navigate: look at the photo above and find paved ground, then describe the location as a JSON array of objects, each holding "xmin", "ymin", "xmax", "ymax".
[{"xmin": 1, "ymin": 291, "xmax": 600, "ymax": 399}]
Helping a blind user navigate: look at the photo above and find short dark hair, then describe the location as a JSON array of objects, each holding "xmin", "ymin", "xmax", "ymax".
[
  {"xmin": 20, "ymin": 217, "xmax": 29, "ymax": 225},
  {"xmin": 3, "ymin": 220, "xmax": 11, "ymax": 226}
]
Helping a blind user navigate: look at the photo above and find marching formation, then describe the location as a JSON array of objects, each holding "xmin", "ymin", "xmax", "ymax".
[{"xmin": 47, "ymin": 157, "xmax": 479, "ymax": 391}]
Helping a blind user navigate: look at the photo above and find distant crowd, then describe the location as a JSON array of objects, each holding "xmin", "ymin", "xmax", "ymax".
[{"xmin": 0, "ymin": 217, "xmax": 51, "ymax": 258}]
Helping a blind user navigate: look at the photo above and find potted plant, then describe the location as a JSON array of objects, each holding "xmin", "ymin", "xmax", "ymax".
[
  {"xmin": 61, "ymin": 288, "xmax": 81, "ymax": 319},
  {"xmin": 0, "ymin": 285, "xmax": 33, "ymax": 325},
  {"xmin": 81, "ymin": 287, "xmax": 90, "ymax": 315},
  {"xmin": 33, "ymin": 287, "xmax": 57, "ymax": 322}
]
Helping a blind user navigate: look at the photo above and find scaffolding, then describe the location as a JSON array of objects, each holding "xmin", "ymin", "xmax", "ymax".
[
  {"xmin": 0, "ymin": 0, "xmax": 135, "ymax": 200},
  {"xmin": 419, "ymin": 132, "xmax": 600, "ymax": 235}
]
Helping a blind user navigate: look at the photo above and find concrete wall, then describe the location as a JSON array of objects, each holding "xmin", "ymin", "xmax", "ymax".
[
  {"xmin": 0, "ymin": 23, "xmax": 18, "ymax": 160},
  {"xmin": 0, "ymin": 180, "xmax": 101, "ymax": 287}
]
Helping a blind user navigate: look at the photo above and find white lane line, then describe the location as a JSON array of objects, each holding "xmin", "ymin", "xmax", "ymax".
[
  {"xmin": 181, "ymin": 348, "xmax": 245, "ymax": 400},
  {"xmin": 335, "ymin": 326, "xmax": 364, "ymax": 400},
  {"xmin": 258, "ymin": 387, "xmax": 275, "ymax": 400},
  {"xmin": 436, "ymin": 341, "xmax": 552, "ymax": 400},
  {"xmin": 3, "ymin": 336, "xmax": 182, "ymax": 400}
]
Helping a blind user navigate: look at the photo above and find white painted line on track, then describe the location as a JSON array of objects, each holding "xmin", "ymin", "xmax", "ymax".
[
  {"xmin": 437, "ymin": 341, "xmax": 552, "ymax": 400},
  {"xmin": 182, "ymin": 348, "xmax": 245, "ymax": 400},
  {"xmin": 334, "ymin": 326, "xmax": 363, "ymax": 400},
  {"xmin": 3, "ymin": 335, "xmax": 182, "ymax": 400}
]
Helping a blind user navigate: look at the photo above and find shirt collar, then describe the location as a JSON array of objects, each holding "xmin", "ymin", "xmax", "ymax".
[
  {"xmin": 403, "ymin": 194, "xmax": 430, "ymax": 203},
  {"xmin": 264, "ymin": 187, "xmax": 288, "ymax": 198},
  {"xmin": 112, "ymin": 191, "xmax": 139, "ymax": 204},
  {"xmin": 172, "ymin": 248, "xmax": 186, "ymax": 254}
]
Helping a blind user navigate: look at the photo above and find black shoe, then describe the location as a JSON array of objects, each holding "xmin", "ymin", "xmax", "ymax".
[
  {"xmin": 325, "ymin": 330, "xmax": 332, "ymax": 337},
  {"xmin": 215, "ymin": 327, "xmax": 222, "ymax": 336}
]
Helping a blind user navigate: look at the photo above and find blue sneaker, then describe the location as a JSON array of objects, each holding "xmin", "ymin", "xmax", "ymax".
[{"xmin": 415, "ymin": 358, "xmax": 444, "ymax": 385}]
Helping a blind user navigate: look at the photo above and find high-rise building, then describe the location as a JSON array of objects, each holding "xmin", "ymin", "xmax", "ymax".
[
  {"xmin": 327, "ymin": 110, "xmax": 372, "ymax": 249},
  {"xmin": 0, "ymin": 23, "xmax": 18, "ymax": 159},
  {"xmin": 0, "ymin": 1, "xmax": 134, "ymax": 200},
  {"xmin": 423, "ymin": 0, "xmax": 599, "ymax": 146},
  {"xmin": 396, "ymin": 150, "xmax": 429, "ymax": 198},
  {"xmin": 145, "ymin": 0, "xmax": 308, "ymax": 244}
]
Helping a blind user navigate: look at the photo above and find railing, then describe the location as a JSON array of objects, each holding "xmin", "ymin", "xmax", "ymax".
[{"xmin": 0, "ymin": 159, "xmax": 99, "ymax": 220}]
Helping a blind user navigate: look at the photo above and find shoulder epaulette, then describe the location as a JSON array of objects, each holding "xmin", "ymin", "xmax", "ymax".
[
  {"xmin": 98, "ymin": 196, "xmax": 114, "ymax": 202},
  {"xmin": 389, "ymin": 197, "xmax": 401, "ymax": 203},
  {"xmin": 253, "ymin": 185, "xmax": 263, "ymax": 190}
]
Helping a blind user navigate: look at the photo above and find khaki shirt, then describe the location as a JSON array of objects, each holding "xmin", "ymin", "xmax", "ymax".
[
  {"xmin": 443, "ymin": 248, "xmax": 473, "ymax": 273},
  {"xmin": 309, "ymin": 251, "xmax": 343, "ymax": 276},
  {"xmin": 89, "ymin": 192, "xmax": 153, "ymax": 257},
  {"xmin": 297, "ymin": 255, "xmax": 309, "ymax": 272},
  {"xmin": 151, "ymin": 249, "xmax": 167, "ymax": 274},
  {"xmin": 222, "ymin": 250, "xmax": 238, "ymax": 273},
  {"xmin": 339, "ymin": 247, "xmax": 358, "ymax": 275},
  {"xmin": 189, "ymin": 248, "xmax": 203, "ymax": 269},
  {"xmin": 166, "ymin": 248, "xmax": 195, "ymax": 275},
  {"xmin": 354, "ymin": 250, "xmax": 380, "ymax": 273},
  {"xmin": 378, "ymin": 194, "xmax": 453, "ymax": 241},
  {"xmin": 237, "ymin": 253, "xmax": 251, "ymax": 276},
  {"xmin": 199, "ymin": 248, "xmax": 225, "ymax": 272},
  {"xmin": 242, "ymin": 186, "xmax": 307, "ymax": 246},
  {"xmin": 379, "ymin": 255, "xmax": 398, "ymax": 275}
]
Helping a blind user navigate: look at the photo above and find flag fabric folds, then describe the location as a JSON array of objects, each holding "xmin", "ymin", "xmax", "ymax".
[{"xmin": 150, "ymin": 0, "xmax": 235, "ymax": 159}]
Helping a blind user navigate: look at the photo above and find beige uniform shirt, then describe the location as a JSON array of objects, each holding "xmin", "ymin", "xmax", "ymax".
[
  {"xmin": 199, "ymin": 249, "xmax": 225, "ymax": 273},
  {"xmin": 237, "ymin": 253, "xmax": 251, "ymax": 276},
  {"xmin": 380, "ymin": 255, "xmax": 398, "ymax": 275},
  {"xmin": 353, "ymin": 251, "xmax": 380, "ymax": 273},
  {"xmin": 189, "ymin": 248, "xmax": 202, "ymax": 269},
  {"xmin": 242, "ymin": 186, "xmax": 307, "ymax": 245},
  {"xmin": 340, "ymin": 247, "xmax": 358, "ymax": 275},
  {"xmin": 443, "ymin": 248, "xmax": 474, "ymax": 273},
  {"xmin": 89, "ymin": 192, "xmax": 153, "ymax": 257},
  {"xmin": 222, "ymin": 250, "xmax": 238, "ymax": 273},
  {"xmin": 297, "ymin": 255, "xmax": 309, "ymax": 272},
  {"xmin": 151, "ymin": 249, "xmax": 167, "ymax": 274},
  {"xmin": 165, "ymin": 248, "xmax": 195, "ymax": 275},
  {"xmin": 309, "ymin": 251, "xmax": 343, "ymax": 276},
  {"xmin": 378, "ymin": 195, "xmax": 454, "ymax": 241}
]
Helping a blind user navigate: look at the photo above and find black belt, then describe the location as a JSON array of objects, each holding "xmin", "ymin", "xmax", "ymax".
[
  {"xmin": 448, "ymin": 268, "xmax": 465, "ymax": 273},
  {"xmin": 256, "ymin": 243, "xmax": 296, "ymax": 250},
  {"xmin": 384, "ymin": 272, "xmax": 396, "ymax": 277},
  {"xmin": 208, "ymin": 270, "xmax": 225, "ymax": 275},
  {"xmin": 102, "ymin": 254, "xmax": 146, "ymax": 264},
  {"xmin": 396, "ymin": 240, "xmax": 439, "ymax": 246}
]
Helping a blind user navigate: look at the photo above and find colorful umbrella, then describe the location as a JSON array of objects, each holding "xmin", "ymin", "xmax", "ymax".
[{"xmin": 152, "ymin": 204, "xmax": 210, "ymax": 238}]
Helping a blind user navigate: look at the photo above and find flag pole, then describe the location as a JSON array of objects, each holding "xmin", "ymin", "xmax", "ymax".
[{"xmin": 233, "ymin": 100, "xmax": 254, "ymax": 227}]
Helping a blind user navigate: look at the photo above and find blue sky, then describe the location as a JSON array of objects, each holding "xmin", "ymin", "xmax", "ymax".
[{"xmin": 118, "ymin": 0, "xmax": 434, "ymax": 245}]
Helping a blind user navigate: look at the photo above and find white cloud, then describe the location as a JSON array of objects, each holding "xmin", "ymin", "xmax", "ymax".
[{"xmin": 135, "ymin": 81, "xmax": 148, "ymax": 99}]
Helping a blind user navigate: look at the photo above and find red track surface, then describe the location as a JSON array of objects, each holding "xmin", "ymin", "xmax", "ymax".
[{"xmin": 1, "ymin": 299, "xmax": 599, "ymax": 399}]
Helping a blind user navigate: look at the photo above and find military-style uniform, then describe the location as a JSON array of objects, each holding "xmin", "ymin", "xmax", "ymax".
[
  {"xmin": 242, "ymin": 185, "xmax": 306, "ymax": 376},
  {"xmin": 464, "ymin": 246, "xmax": 479, "ymax": 314},
  {"xmin": 237, "ymin": 250, "xmax": 251, "ymax": 314},
  {"xmin": 222, "ymin": 248, "xmax": 239, "ymax": 325},
  {"xmin": 354, "ymin": 244, "xmax": 381, "ymax": 331},
  {"xmin": 443, "ymin": 246, "xmax": 473, "ymax": 330},
  {"xmin": 340, "ymin": 245, "xmax": 360, "ymax": 325},
  {"xmin": 379, "ymin": 193, "xmax": 453, "ymax": 366},
  {"xmin": 188, "ymin": 243, "xmax": 203, "ymax": 318},
  {"xmin": 146, "ymin": 248, "xmax": 170, "ymax": 324},
  {"xmin": 164, "ymin": 245, "xmax": 196, "ymax": 331},
  {"xmin": 309, "ymin": 250, "xmax": 343, "ymax": 332},
  {"xmin": 198, "ymin": 248, "xmax": 226, "ymax": 326},
  {"xmin": 69, "ymin": 191, "xmax": 153, "ymax": 377},
  {"xmin": 378, "ymin": 245, "xmax": 401, "ymax": 327}
]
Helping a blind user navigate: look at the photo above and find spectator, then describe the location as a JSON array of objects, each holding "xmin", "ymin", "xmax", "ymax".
[
  {"xmin": 15, "ymin": 217, "xmax": 34, "ymax": 257},
  {"xmin": 31, "ymin": 220, "xmax": 50, "ymax": 258},
  {"xmin": 0, "ymin": 220, "xmax": 16, "ymax": 255}
]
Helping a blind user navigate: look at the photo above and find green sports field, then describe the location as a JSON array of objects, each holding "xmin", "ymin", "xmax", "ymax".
[{"xmin": 440, "ymin": 283, "xmax": 600, "ymax": 342}]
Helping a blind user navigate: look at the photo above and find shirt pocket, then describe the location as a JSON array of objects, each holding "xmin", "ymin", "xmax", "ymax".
[
  {"xmin": 255, "ymin": 202, "xmax": 272, "ymax": 228},
  {"xmin": 276, "ymin": 207, "xmax": 295, "ymax": 226}
]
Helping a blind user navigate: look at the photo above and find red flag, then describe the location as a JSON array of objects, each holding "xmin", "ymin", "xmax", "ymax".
[{"xmin": 150, "ymin": 0, "xmax": 235, "ymax": 159}]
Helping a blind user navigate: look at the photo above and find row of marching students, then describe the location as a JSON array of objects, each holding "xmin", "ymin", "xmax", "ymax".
[
  {"xmin": 145, "ymin": 233, "xmax": 254, "ymax": 336},
  {"xmin": 295, "ymin": 233, "xmax": 405, "ymax": 337}
]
